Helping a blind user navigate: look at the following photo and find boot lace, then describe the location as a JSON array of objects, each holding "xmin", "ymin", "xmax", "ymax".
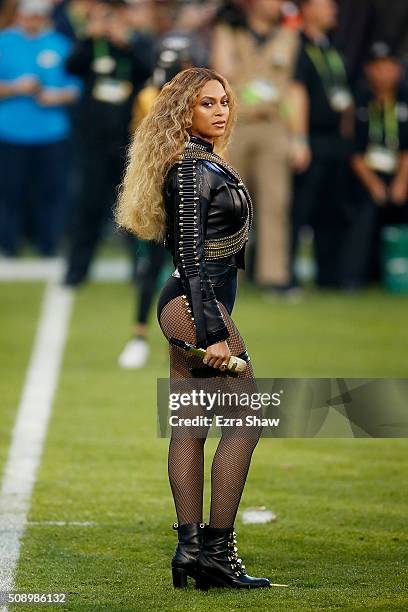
[{"xmin": 227, "ymin": 529, "xmax": 246, "ymax": 576}]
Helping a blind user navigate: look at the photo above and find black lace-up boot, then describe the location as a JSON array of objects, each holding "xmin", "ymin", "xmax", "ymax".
[
  {"xmin": 171, "ymin": 522, "xmax": 205, "ymax": 588},
  {"xmin": 195, "ymin": 525, "xmax": 271, "ymax": 590}
]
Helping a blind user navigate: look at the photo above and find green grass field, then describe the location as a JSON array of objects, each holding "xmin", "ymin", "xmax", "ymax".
[{"xmin": 1, "ymin": 279, "xmax": 408, "ymax": 611}]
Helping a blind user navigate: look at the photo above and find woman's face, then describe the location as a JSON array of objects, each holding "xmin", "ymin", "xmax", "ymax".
[{"xmin": 190, "ymin": 79, "xmax": 230, "ymax": 143}]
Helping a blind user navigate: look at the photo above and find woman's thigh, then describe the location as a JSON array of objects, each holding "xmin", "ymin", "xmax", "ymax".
[
  {"xmin": 159, "ymin": 294, "xmax": 261, "ymax": 440},
  {"xmin": 158, "ymin": 292, "xmax": 253, "ymax": 378}
]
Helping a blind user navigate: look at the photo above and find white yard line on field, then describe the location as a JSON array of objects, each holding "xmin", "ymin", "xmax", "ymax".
[{"xmin": 0, "ymin": 283, "xmax": 74, "ymax": 610}]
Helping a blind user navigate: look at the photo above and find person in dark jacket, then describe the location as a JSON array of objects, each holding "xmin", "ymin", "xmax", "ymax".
[
  {"xmin": 341, "ymin": 42, "xmax": 408, "ymax": 288},
  {"xmin": 63, "ymin": 0, "xmax": 153, "ymax": 286},
  {"xmin": 290, "ymin": 0, "xmax": 353, "ymax": 288},
  {"xmin": 115, "ymin": 67, "xmax": 271, "ymax": 591},
  {"xmin": 118, "ymin": 35, "xmax": 196, "ymax": 370}
]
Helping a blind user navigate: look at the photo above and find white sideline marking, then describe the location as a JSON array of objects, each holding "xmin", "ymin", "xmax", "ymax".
[
  {"xmin": 0, "ymin": 283, "xmax": 74, "ymax": 609},
  {"xmin": 0, "ymin": 257, "xmax": 131, "ymax": 282},
  {"xmin": 27, "ymin": 521, "xmax": 96, "ymax": 527},
  {"xmin": 0, "ymin": 258, "xmax": 64, "ymax": 282}
]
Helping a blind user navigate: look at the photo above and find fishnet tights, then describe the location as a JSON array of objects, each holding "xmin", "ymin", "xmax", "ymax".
[{"xmin": 159, "ymin": 295, "xmax": 263, "ymax": 528}]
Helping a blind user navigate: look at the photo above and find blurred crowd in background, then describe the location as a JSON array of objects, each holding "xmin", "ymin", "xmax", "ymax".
[{"xmin": 1, "ymin": 0, "xmax": 408, "ymax": 304}]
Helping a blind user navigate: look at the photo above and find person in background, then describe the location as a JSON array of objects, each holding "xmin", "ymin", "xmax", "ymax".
[
  {"xmin": 0, "ymin": 0, "xmax": 80, "ymax": 256},
  {"xmin": 118, "ymin": 35, "xmax": 194, "ymax": 369},
  {"xmin": 211, "ymin": 0, "xmax": 301, "ymax": 298},
  {"xmin": 281, "ymin": 1, "xmax": 302, "ymax": 30},
  {"xmin": 214, "ymin": 0, "xmax": 246, "ymax": 29},
  {"xmin": 290, "ymin": 0, "xmax": 353, "ymax": 289},
  {"xmin": 52, "ymin": 0, "xmax": 97, "ymax": 41},
  {"xmin": 341, "ymin": 42, "xmax": 408, "ymax": 289},
  {"xmin": 166, "ymin": 0, "xmax": 218, "ymax": 68},
  {"xmin": 63, "ymin": 0, "xmax": 153, "ymax": 287},
  {"xmin": 126, "ymin": 0, "xmax": 155, "ymax": 38},
  {"xmin": 0, "ymin": 0, "xmax": 17, "ymax": 29}
]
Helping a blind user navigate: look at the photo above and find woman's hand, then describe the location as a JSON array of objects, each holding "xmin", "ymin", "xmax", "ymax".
[{"xmin": 203, "ymin": 340, "xmax": 231, "ymax": 371}]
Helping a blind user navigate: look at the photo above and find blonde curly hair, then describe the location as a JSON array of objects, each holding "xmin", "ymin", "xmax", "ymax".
[{"xmin": 115, "ymin": 68, "xmax": 237, "ymax": 241}]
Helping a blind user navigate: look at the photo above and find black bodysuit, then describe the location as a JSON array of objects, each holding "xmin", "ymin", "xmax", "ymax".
[{"xmin": 157, "ymin": 135, "xmax": 252, "ymax": 350}]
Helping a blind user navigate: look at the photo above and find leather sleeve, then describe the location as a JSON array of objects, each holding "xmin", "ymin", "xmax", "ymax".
[{"xmin": 166, "ymin": 158, "xmax": 230, "ymax": 349}]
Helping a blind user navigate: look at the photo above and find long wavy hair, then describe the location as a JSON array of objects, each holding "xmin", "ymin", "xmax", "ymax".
[{"xmin": 115, "ymin": 68, "xmax": 237, "ymax": 241}]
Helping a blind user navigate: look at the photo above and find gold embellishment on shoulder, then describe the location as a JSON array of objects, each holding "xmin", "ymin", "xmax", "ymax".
[
  {"xmin": 182, "ymin": 141, "xmax": 253, "ymax": 260},
  {"xmin": 183, "ymin": 142, "xmax": 253, "ymax": 230}
]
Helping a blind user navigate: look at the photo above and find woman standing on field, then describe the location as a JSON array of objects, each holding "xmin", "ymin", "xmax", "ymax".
[{"xmin": 116, "ymin": 67, "xmax": 270, "ymax": 591}]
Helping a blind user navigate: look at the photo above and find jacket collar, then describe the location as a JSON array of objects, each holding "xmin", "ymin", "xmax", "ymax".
[{"xmin": 188, "ymin": 134, "xmax": 214, "ymax": 153}]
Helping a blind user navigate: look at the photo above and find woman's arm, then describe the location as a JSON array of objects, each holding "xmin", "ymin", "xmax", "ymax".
[{"xmin": 168, "ymin": 159, "xmax": 231, "ymax": 350}]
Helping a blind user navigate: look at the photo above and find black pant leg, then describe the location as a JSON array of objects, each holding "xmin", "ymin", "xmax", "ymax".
[
  {"xmin": 313, "ymin": 161, "xmax": 349, "ymax": 287},
  {"xmin": 30, "ymin": 140, "xmax": 69, "ymax": 256},
  {"xmin": 137, "ymin": 242, "xmax": 168, "ymax": 325},
  {"xmin": 0, "ymin": 142, "xmax": 30, "ymax": 255},
  {"xmin": 289, "ymin": 161, "xmax": 325, "ymax": 286},
  {"xmin": 339, "ymin": 187, "xmax": 379, "ymax": 287},
  {"xmin": 64, "ymin": 143, "xmax": 121, "ymax": 284}
]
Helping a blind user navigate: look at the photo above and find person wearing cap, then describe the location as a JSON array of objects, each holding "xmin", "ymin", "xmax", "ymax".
[
  {"xmin": 290, "ymin": 0, "xmax": 353, "ymax": 289},
  {"xmin": 52, "ymin": 0, "xmax": 99, "ymax": 41},
  {"xmin": 165, "ymin": 0, "xmax": 218, "ymax": 68},
  {"xmin": 118, "ymin": 36, "xmax": 194, "ymax": 369},
  {"xmin": 340, "ymin": 42, "xmax": 408, "ymax": 289},
  {"xmin": 62, "ymin": 0, "xmax": 154, "ymax": 286},
  {"xmin": 0, "ymin": 0, "xmax": 81, "ymax": 256},
  {"xmin": 117, "ymin": 4, "xmax": 219, "ymax": 369}
]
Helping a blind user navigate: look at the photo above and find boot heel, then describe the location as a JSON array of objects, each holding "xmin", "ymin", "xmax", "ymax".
[
  {"xmin": 172, "ymin": 567, "xmax": 188, "ymax": 588},
  {"xmin": 195, "ymin": 573, "xmax": 210, "ymax": 591}
]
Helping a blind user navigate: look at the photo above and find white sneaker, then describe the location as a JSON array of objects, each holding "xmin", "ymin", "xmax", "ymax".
[{"xmin": 118, "ymin": 338, "xmax": 149, "ymax": 369}]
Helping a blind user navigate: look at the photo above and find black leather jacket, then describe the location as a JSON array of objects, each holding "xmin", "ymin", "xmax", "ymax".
[{"xmin": 163, "ymin": 135, "xmax": 251, "ymax": 349}]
